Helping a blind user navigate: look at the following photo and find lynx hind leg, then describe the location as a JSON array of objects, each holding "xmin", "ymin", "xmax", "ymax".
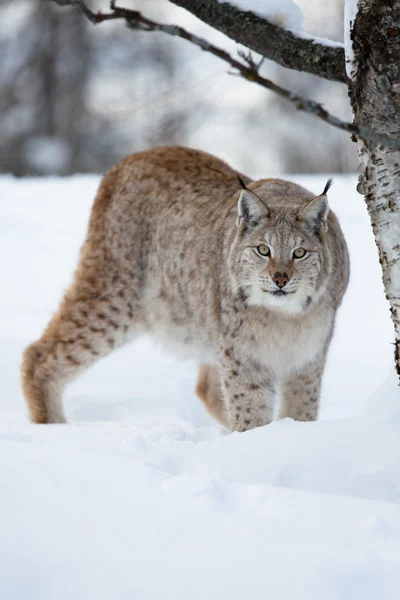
[
  {"xmin": 21, "ymin": 164, "xmax": 145, "ymax": 424},
  {"xmin": 21, "ymin": 276, "xmax": 140, "ymax": 424},
  {"xmin": 196, "ymin": 364, "xmax": 228, "ymax": 427}
]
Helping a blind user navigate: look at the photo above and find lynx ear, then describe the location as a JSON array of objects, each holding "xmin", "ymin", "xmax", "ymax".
[
  {"xmin": 237, "ymin": 189, "xmax": 268, "ymax": 226},
  {"xmin": 298, "ymin": 179, "xmax": 332, "ymax": 235}
]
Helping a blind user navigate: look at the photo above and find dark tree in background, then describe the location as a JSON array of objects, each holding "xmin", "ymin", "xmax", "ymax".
[
  {"xmin": 0, "ymin": 0, "xmax": 88, "ymax": 175},
  {"xmin": 0, "ymin": 0, "xmax": 356, "ymax": 176},
  {"xmin": 0, "ymin": 0, "xmax": 195, "ymax": 175}
]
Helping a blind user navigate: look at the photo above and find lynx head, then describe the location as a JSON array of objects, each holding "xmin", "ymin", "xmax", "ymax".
[{"xmin": 229, "ymin": 179, "xmax": 333, "ymax": 314}]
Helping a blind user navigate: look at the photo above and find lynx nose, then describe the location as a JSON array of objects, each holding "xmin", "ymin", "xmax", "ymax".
[{"xmin": 273, "ymin": 271, "xmax": 289, "ymax": 288}]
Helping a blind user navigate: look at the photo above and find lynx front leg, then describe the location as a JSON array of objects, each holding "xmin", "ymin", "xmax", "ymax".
[
  {"xmin": 279, "ymin": 360, "xmax": 324, "ymax": 422},
  {"xmin": 218, "ymin": 346, "xmax": 276, "ymax": 432}
]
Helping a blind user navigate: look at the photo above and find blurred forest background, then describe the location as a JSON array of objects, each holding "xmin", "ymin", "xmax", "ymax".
[{"xmin": 0, "ymin": 0, "xmax": 357, "ymax": 177}]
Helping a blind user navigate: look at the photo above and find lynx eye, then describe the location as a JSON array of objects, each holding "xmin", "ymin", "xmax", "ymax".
[
  {"xmin": 293, "ymin": 247, "xmax": 307, "ymax": 259},
  {"xmin": 257, "ymin": 244, "xmax": 270, "ymax": 257}
]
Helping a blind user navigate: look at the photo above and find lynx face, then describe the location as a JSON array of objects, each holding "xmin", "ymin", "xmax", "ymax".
[{"xmin": 229, "ymin": 186, "xmax": 331, "ymax": 314}]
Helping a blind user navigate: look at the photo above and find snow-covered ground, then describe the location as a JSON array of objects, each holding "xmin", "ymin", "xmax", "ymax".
[{"xmin": 1, "ymin": 174, "xmax": 400, "ymax": 599}]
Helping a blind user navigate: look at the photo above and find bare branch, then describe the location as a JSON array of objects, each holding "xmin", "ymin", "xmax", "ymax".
[
  {"xmin": 51, "ymin": 0, "xmax": 400, "ymax": 150},
  {"xmin": 168, "ymin": 0, "xmax": 346, "ymax": 83}
]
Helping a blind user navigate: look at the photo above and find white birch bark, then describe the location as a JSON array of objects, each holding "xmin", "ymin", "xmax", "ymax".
[{"xmin": 349, "ymin": 0, "xmax": 400, "ymax": 376}]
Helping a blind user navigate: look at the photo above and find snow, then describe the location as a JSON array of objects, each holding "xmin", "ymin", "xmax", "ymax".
[
  {"xmin": 1, "ymin": 173, "xmax": 400, "ymax": 599},
  {"xmin": 290, "ymin": 29, "xmax": 344, "ymax": 49},
  {"xmin": 223, "ymin": 0, "xmax": 304, "ymax": 30},
  {"xmin": 344, "ymin": 0, "xmax": 358, "ymax": 79}
]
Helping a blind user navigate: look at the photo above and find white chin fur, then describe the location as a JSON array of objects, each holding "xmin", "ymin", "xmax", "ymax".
[{"xmin": 247, "ymin": 285, "xmax": 310, "ymax": 314}]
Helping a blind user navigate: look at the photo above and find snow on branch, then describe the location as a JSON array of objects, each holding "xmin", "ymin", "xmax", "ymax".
[
  {"xmin": 52, "ymin": 0, "xmax": 400, "ymax": 151},
  {"xmin": 289, "ymin": 30, "xmax": 344, "ymax": 50},
  {"xmin": 168, "ymin": 0, "xmax": 345, "ymax": 82}
]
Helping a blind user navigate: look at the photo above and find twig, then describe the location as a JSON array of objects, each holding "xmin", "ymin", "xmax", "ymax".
[{"xmin": 52, "ymin": 0, "xmax": 400, "ymax": 151}]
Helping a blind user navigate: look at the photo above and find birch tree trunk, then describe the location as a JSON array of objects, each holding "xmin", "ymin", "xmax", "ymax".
[{"xmin": 349, "ymin": 0, "xmax": 400, "ymax": 377}]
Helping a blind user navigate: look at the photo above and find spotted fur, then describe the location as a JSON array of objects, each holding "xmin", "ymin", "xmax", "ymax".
[{"xmin": 21, "ymin": 146, "xmax": 349, "ymax": 430}]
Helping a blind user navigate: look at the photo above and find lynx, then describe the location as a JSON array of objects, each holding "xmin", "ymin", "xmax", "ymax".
[{"xmin": 21, "ymin": 146, "xmax": 349, "ymax": 431}]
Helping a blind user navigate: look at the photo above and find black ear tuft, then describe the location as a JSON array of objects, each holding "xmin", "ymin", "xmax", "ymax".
[
  {"xmin": 322, "ymin": 178, "xmax": 333, "ymax": 196},
  {"xmin": 237, "ymin": 174, "xmax": 247, "ymax": 190}
]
